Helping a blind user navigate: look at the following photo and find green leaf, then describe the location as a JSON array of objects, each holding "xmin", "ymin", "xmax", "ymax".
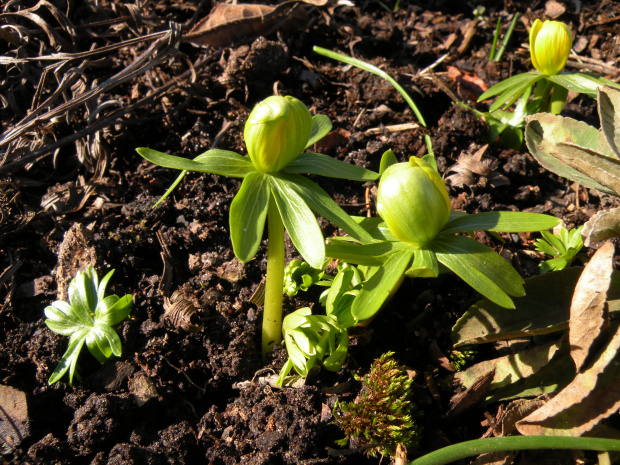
[
  {"xmin": 478, "ymin": 72, "xmax": 541, "ymax": 102},
  {"xmin": 598, "ymin": 86, "xmax": 620, "ymax": 158},
  {"xmin": 269, "ymin": 175, "xmax": 325, "ymax": 269},
  {"xmin": 406, "ymin": 247, "xmax": 439, "ymax": 278},
  {"xmin": 441, "ymin": 211, "xmax": 560, "ymax": 235},
  {"xmin": 44, "ymin": 301, "xmax": 85, "ymax": 336},
  {"xmin": 380, "ymin": 149, "xmax": 398, "ymax": 175},
  {"xmin": 547, "ymin": 73, "xmax": 606, "ymax": 98},
  {"xmin": 525, "ymin": 114, "xmax": 617, "ymax": 195},
  {"xmin": 281, "ymin": 152, "xmax": 379, "ymax": 181},
  {"xmin": 277, "ymin": 173, "xmax": 375, "ymax": 243},
  {"xmin": 432, "ymin": 235, "xmax": 525, "ymax": 308},
  {"xmin": 86, "ymin": 325, "xmax": 122, "ymax": 363},
  {"xmin": 229, "ymin": 172, "xmax": 270, "ymax": 263},
  {"xmin": 488, "ymin": 74, "xmax": 547, "ymax": 113},
  {"xmin": 97, "ymin": 269, "xmax": 113, "ymax": 303},
  {"xmin": 351, "ymin": 249, "xmax": 413, "ymax": 322},
  {"xmin": 48, "ymin": 329, "xmax": 89, "ymax": 385},
  {"xmin": 95, "ymin": 294, "xmax": 133, "ymax": 326},
  {"xmin": 349, "ymin": 216, "xmax": 398, "ymax": 242},
  {"xmin": 306, "ymin": 114, "xmax": 332, "ymax": 148},
  {"xmin": 326, "ymin": 240, "xmax": 399, "ymax": 266},
  {"xmin": 136, "ymin": 148, "xmax": 255, "ymax": 178},
  {"xmin": 68, "ymin": 271, "xmax": 95, "ymax": 327}
]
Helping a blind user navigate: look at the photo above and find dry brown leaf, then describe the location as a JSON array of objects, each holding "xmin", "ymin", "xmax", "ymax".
[
  {"xmin": 184, "ymin": 0, "xmax": 326, "ymax": 48},
  {"xmin": 516, "ymin": 323, "xmax": 620, "ymax": 437},
  {"xmin": 569, "ymin": 241, "xmax": 614, "ymax": 372},
  {"xmin": 493, "ymin": 398, "xmax": 547, "ymax": 437},
  {"xmin": 0, "ymin": 385, "xmax": 29, "ymax": 454},
  {"xmin": 544, "ymin": 0, "xmax": 566, "ymax": 19},
  {"xmin": 446, "ymin": 369, "xmax": 495, "ymax": 418}
]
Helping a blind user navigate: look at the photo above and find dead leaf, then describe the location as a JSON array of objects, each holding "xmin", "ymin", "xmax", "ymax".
[
  {"xmin": 493, "ymin": 398, "xmax": 547, "ymax": 437},
  {"xmin": 0, "ymin": 385, "xmax": 29, "ymax": 454},
  {"xmin": 544, "ymin": 0, "xmax": 566, "ymax": 19},
  {"xmin": 445, "ymin": 144, "xmax": 510, "ymax": 189},
  {"xmin": 455, "ymin": 338, "xmax": 563, "ymax": 393},
  {"xmin": 446, "ymin": 369, "xmax": 495, "ymax": 418},
  {"xmin": 52, "ymin": 223, "xmax": 96, "ymax": 300},
  {"xmin": 582, "ymin": 207, "xmax": 620, "ymax": 246},
  {"xmin": 470, "ymin": 451, "xmax": 516, "ymax": 465},
  {"xmin": 516, "ymin": 322, "xmax": 620, "ymax": 437},
  {"xmin": 446, "ymin": 65, "xmax": 488, "ymax": 102},
  {"xmin": 184, "ymin": 0, "xmax": 326, "ymax": 48},
  {"xmin": 569, "ymin": 241, "xmax": 614, "ymax": 372}
]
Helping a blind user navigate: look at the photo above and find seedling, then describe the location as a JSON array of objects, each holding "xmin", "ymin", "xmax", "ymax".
[
  {"xmin": 283, "ymin": 259, "xmax": 330, "ymax": 297},
  {"xmin": 535, "ymin": 225, "xmax": 584, "ymax": 273},
  {"xmin": 277, "ymin": 264, "xmax": 363, "ymax": 385},
  {"xmin": 44, "ymin": 266, "xmax": 132, "ymax": 385},
  {"xmin": 326, "ymin": 150, "xmax": 560, "ymax": 323},
  {"xmin": 333, "ymin": 352, "xmax": 420, "ymax": 457},
  {"xmin": 137, "ymin": 96, "xmax": 378, "ymax": 356}
]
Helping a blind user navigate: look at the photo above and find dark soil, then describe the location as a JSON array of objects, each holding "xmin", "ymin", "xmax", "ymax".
[{"xmin": 2, "ymin": 0, "xmax": 620, "ymax": 464}]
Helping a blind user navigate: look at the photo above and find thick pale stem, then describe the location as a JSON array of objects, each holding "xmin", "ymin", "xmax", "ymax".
[{"xmin": 262, "ymin": 196, "xmax": 285, "ymax": 357}]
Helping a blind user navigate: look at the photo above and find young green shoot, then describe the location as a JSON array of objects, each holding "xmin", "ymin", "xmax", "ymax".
[
  {"xmin": 535, "ymin": 225, "xmax": 585, "ymax": 273},
  {"xmin": 326, "ymin": 150, "xmax": 561, "ymax": 324},
  {"xmin": 44, "ymin": 266, "xmax": 132, "ymax": 386},
  {"xmin": 137, "ymin": 96, "xmax": 378, "ymax": 357},
  {"xmin": 313, "ymin": 46, "xmax": 435, "ymax": 167},
  {"xmin": 489, "ymin": 13, "xmax": 519, "ymax": 63}
]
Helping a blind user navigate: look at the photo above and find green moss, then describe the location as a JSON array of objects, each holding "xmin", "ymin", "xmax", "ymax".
[{"xmin": 332, "ymin": 351, "xmax": 421, "ymax": 457}]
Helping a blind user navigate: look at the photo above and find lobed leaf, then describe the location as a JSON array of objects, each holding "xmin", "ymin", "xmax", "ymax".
[
  {"xmin": 326, "ymin": 240, "xmax": 399, "ymax": 266},
  {"xmin": 351, "ymin": 249, "xmax": 413, "ymax": 322},
  {"xmin": 95, "ymin": 294, "xmax": 133, "ymax": 326},
  {"xmin": 44, "ymin": 301, "xmax": 85, "ymax": 336},
  {"xmin": 277, "ymin": 173, "xmax": 374, "ymax": 243},
  {"xmin": 48, "ymin": 329, "xmax": 89, "ymax": 386},
  {"xmin": 68, "ymin": 271, "xmax": 96, "ymax": 327},
  {"xmin": 269, "ymin": 175, "xmax": 325, "ymax": 269},
  {"xmin": 432, "ymin": 235, "xmax": 524, "ymax": 308}
]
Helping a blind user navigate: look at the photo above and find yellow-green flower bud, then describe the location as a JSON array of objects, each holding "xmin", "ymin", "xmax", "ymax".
[
  {"xmin": 376, "ymin": 158, "xmax": 451, "ymax": 246},
  {"xmin": 244, "ymin": 95, "xmax": 313, "ymax": 172},
  {"xmin": 529, "ymin": 19, "xmax": 572, "ymax": 76}
]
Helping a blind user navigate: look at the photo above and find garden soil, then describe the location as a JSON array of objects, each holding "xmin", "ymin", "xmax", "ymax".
[{"xmin": 2, "ymin": 0, "xmax": 620, "ymax": 464}]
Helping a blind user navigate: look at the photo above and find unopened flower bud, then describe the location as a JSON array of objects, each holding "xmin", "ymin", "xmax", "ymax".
[
  {"xmin": 244, "ymin": 95, "xmax": 312, "ymax": 172},
  {"xmin": 529, "ymin": 19, "xmax": 572, "ymax": 76},
  {"xmin": 376, "ymin": 158, "xmax": 451, "ymax": 246}
]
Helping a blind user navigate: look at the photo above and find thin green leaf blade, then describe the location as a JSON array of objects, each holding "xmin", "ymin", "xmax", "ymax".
[
  {"xmin": 269, "ymin": 176, "xmax": 325, "ymax": 269},
  {"xmin": 229, "ymin": 172, "xmax": 270, "ymax": 263},
  {"xmin": 136, "ymin": 148, "xmax": 254, "ymax": 177},
  {"xmin": 326, "ymin": 241, "xmax": 397, "ymax": 266},
  {"xmin": 441, "ymin": 211, "xmax": 560, "ymax": 235},
  {"xmin": 478, "ymin": 72, "xmax": 541, "ymax": 102},
  {"xmin": 281, "ymin": 152, "xmax": 378, "ymax": 181}
]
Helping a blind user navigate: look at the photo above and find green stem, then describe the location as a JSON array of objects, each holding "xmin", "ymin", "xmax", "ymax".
[
  {"xmin": 409, "ymin": 436, "xmax": 620, "ymax": 465},
  {"xmin": 262, "ymin": 195, "xmax": 285, "ymax": 358}
]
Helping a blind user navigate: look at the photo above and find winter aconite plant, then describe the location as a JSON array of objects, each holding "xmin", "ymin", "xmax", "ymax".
[
  {"xmin": 44, "ymin": 267, "xmax": 132, "ymax": 385},
  {"xmin": 137, "ymin": 96, "xmax": 378, "ymax": 356},
  {"xmin": 326, "ymin": 150, "xmax": 560, "ymax": 322},
  {"xmin": 477, "ymin": 19, "xmax": 619, "ymax": 148}
]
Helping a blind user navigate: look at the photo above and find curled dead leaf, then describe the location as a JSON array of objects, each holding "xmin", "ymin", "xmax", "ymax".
[
  {"xmin": 184, "ymin": 0, "xmax": 327, "ymax": 48},
  {"xmin": 569, "ymin": 241, "xmax": 614, "ymax": 372}
]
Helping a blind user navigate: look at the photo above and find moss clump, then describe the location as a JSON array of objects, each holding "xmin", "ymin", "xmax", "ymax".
[{"xmin": 332, "ymin": 351, "xmax": 421, "ymax": 457}]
